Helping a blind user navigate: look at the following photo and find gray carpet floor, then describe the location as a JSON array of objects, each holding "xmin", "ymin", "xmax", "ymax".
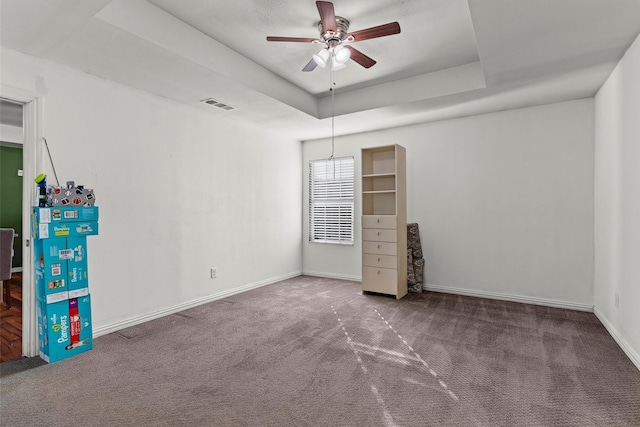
[{"xmin": 1, "ymin": 276, "xmax": 639, "ymax": 426}]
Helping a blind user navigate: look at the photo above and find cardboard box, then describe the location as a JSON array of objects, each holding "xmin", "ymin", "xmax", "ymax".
[
  {"xmin": 37, "ymin": 299, "xmax": 48, "ymax": 357},
  {"xmin": 34, "ymin": 238, "xmax": 69, "ymax": 304},
  {"xmin": 38, "ymin": 295, "xmax": 93, "ymax": 363},
  {"xmin": 34, "ymin": 221, "xmax": 99, "ymax": 240},
  {"xmin": 32, "ymin": 206, "xmax": 97, "ymax": 309},
  {"xmin": 67, "ymin": 237, "xmax": 89, "ymax": 298},
  {"xmin": 33, "ymin": 206, "xmax": 99, "ymax": 223}
]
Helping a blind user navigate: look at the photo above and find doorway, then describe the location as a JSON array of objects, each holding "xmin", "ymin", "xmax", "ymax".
[
  {"xmin": 0, "ymin": 89, "xmax": 40, "ymax": 361},
  {"xmin": 1, "ymin": 99, "xmax": 24, "ymax": 362}
]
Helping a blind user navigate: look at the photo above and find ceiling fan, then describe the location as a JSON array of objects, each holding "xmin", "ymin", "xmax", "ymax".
[{"xmin": 266, "ymin": 1, "xmax": 401, "ymax": 72}]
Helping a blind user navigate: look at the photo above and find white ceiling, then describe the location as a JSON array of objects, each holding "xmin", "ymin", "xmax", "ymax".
[{"xmin": 1, "ymin": 0, "xmax": 640, "ymax": 141}]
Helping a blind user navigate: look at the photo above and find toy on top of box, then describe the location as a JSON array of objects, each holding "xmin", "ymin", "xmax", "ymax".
[
  {"xmin": 47, "ymin": 181, "xmax": 95, "ymax": 207},
  {"xmin": 33, "ymin": 206, "xmax": 99, "ymax": 224},
  {"xmin": 38, "ymin": 295, "xmax": 93, "ymax": 363},
  {"xmin": 34, "ymin": 238, "xmax": 69, "ymax": 304}
]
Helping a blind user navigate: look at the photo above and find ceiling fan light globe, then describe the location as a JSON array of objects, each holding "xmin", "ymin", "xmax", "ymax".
[
  {"xmin": 313, "ymin": 48, "xmax": 330, "ymax": 67},
  {"xmin": 333, "ymin": 45, "xmax": 351, "ymax": 64},
  {"xmin": 331, "ymin": 60, "xmax": 346, "ymax": 71}
]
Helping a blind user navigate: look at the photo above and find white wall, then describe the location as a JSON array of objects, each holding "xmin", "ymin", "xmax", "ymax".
[
  {"xmin": 1, "ymin": 124, "xmax": 23, "ymax": 144},
  {"xmin": 1, "ymin": 48, "xmax": 302, "ymax": 334},
  {"xmin": 303, "ymin": 99, "xmax": 594, "ymax": 309},
  {"xmin": 594, "ymin": 33, "xmax": 640, "ymax": 368}
]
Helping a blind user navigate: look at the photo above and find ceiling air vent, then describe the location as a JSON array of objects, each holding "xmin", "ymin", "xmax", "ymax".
[{"xmin": 200, "ymin": 98, "xmax": 236, "ymax": 111}]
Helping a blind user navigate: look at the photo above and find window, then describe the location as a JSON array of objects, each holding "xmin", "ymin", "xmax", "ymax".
[{"xmin": 309, "ymin": 157, "xmax": 355, "ymax": 245}]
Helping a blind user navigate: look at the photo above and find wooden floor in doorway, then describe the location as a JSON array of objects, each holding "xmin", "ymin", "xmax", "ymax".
[{"xmin": 1, "ymin": 272, "xmax": 22, "ymax": 363}]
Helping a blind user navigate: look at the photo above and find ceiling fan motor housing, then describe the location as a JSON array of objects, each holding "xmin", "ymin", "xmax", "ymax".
[{"xmin": 318, "ymin": 16, "xmax": 351, "ymax": 47}]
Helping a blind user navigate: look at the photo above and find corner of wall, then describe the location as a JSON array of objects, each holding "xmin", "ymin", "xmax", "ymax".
[{"xmin": 594, "ymin": 307, "xmax": 640, "ymax": 371}]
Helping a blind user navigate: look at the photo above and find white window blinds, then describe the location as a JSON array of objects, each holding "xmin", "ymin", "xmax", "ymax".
[{"xmin": 309, "ymin": 157, "xmax": 355, "ymax": 245}]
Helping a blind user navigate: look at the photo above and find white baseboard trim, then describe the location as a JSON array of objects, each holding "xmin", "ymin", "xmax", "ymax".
[
  {"xmin": 593, "ymin": 307, "xmax": 640, "ymax": 372},
  {"xmin": 302, "ymin": 270, "xmax": 362, "ymax": 282},
  {"xmin": 93, "ymin": 270, "xmax": 302, "ymax": 338},
  {"xmin": 423, "ymin": 284, "xmax": 594, "ymax": 312}
]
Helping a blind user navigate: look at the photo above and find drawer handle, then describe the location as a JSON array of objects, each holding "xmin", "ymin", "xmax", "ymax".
[
  {"xmin": 377, "ymin": 231, "xmax": 380, "ymax": 236},
  {"xmin": 377, "ymin": 270, "xmax": 381, "ymax": 275},
  {"xmin": 377, "ymin": 257, "xmax": 381, "ymax": 262},
  {"xmin": 377, "ymin": 244, "xmax": 380, "ymax": 248},
  {"xmin": 376, "ymin": 218, "xmax": 380, "ymax": 223}
]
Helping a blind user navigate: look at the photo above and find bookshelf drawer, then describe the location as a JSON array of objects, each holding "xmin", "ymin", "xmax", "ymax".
[
  {"xmin": 362, "ymin": 266, "xmax": 398, "ymax": 294},
  {"xmin": 363, "ymin": 254, "xmax": 397, "ymax": 269},
  {"xmin": 362, "ymin": 215, "xmax": 397, "ymax": 229},
  {"xmin": 362, "ymin": 228, "xmax": 397, "ymax": 242},
  {"xmin": 362, "ymin": 241, "xmax": 398, "ymax": 256}
]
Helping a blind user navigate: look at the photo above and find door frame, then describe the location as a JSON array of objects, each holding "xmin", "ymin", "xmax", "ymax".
[{"xmin": 1, "ymin": 84, "xmax": 43, "ymax": 358}]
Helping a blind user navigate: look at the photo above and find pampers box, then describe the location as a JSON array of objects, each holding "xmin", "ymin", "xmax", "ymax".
[
  {"xmin": 32, "ymin": 206, "xmax": 99, "ymax": 223},
  {"xmin": 32, "ymin": 206, "xmax": 99, "ymax": 240},
  {"xmin": 67, "ymin": 237, "xmax": 89, "ymax": 298},
  {"xmin": 34, "ymin": 238, "xmax": 69, "ymax": 304},
  {"xmin": 38, "ymin": 295, "xmax": 93, "ymax": 363},
  {"xmin": 33, "ymin": 221, "xmax": 99, "ymax": 240}
]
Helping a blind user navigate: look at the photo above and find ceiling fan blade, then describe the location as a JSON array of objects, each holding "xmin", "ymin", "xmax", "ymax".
[
  {"xmin": 316, "ymin": 1, "xmax": 337, "ymax": 33},
  {"xmin": 266, "ymin": 36, "xmax": 319, "ymax": 43},
  {"xmin": 348, "ymin": 22, "xmax": 401, "ymax": 42},
  {"xmin": 302, "ymin": 58, "xmax": 318, "ymax": 72},
  {"xmin": 345, "ymin": 46, "xmax": 376, "ymax": 68}
]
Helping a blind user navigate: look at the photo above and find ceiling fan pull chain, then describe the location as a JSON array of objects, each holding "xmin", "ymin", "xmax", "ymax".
[{"xmin": 329, "ymin": 66, "xmax": 336, "ymax": 162}]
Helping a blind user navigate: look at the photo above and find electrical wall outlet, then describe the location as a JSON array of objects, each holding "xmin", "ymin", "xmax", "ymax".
[{"xmin": 210, "ymin": 267, "xmax": 217, "ymax": 279}]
